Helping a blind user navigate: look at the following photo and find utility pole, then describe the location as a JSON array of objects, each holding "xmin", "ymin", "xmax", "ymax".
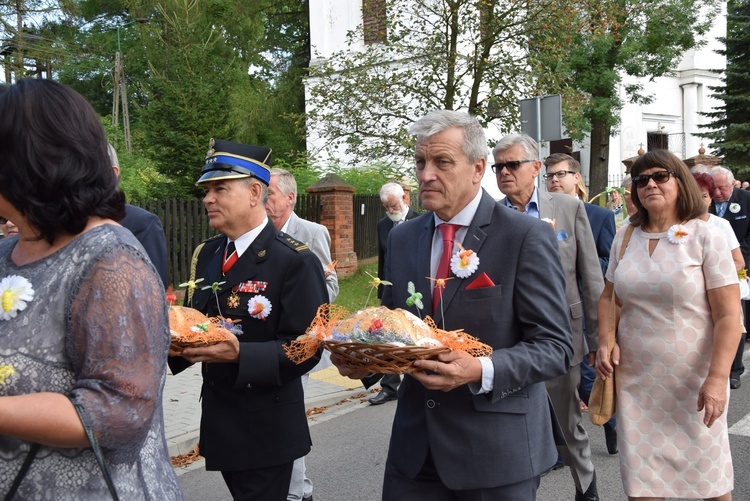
[{"xmin": 112, "ymin": 19, "xmax": 147, "ymax": 153}]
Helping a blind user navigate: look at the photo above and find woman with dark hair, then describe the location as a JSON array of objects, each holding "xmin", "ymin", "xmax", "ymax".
[
  {"xmin": 596, "ymin": 150, "xmax": 741, "ymax": 500},
  {"xmin": 0, "ymin": 79, "xmax": 182, "ymax": 499}
]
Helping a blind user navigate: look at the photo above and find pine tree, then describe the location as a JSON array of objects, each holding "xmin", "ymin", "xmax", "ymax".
[{"xmin": 702, "ymin": 0, "xmax": 750, "ymax": 173}]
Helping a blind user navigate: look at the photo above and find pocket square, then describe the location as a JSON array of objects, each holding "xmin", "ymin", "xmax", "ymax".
[{"xmin": 466, "ymin": 272, "xmax": 495, "ymax": 290}]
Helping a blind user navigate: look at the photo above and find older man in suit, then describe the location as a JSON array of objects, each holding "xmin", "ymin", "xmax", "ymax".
[
  {"xmin": 266, "ymin": 167, "xmax": 338, "ymax": 501},
  {"xmin": 495, "ymin": 134, "xmax": 603, "ymax": 501},
  {"xmin": 377, "ymin": 182, "xmax": 419, "ymax": 298},
  {"xmin": 169, "ymin": 139, "xmax": 328, "ymax": 501},
  {"xmin": 710, "ymin": 165, "xmax": 750, "ymax": 389},
  {"xmin": 267, "ymin": 167, "xmax": 338, "ymax": 303},
  {"xmin": 370, "ymin": 181, "xmax": 420, "ymax": 406},
  {"xmin": 544, "ymin": 153, "xmax": 618, "ymax": 454},
  {"xmin": 335, "ymin": 110, "xmax": 573, "ymax": 499}
]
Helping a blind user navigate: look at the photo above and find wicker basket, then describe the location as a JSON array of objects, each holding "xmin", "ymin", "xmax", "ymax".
[
  {"xmin": 168, "ymin": 306, "xmax": 234, "ymax": 355},
  {"xmin": 324, "ymin": 341, "xmax": 449, "ymax": 374}
]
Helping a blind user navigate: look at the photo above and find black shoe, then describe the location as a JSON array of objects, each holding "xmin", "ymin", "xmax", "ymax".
[
  {"xmin": 302, "ymin": 496, "xmax": 313, "ymax": 501},
  {"xmin": 731, "ymin": 378, "xmax": 741, "ymax": 389},
  {"xmin": 540, "ymin": 457, "xmax": 565, "ymax": 477},
  {"xmin": 369, "ymin": 391, "xmax": 397, "ymax": 405},
  {"xmin": 575, "ymin": 471, "xmax": 599, "ymax": 501},
  {"xmin": 603, "ymin": 423, "xmax": 618, "ymax": 454}
]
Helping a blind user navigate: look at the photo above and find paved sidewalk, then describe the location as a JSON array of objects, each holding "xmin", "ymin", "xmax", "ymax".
[{"xmin": 163, "ymin": 364, "xmax": 368, "ymax": 458}]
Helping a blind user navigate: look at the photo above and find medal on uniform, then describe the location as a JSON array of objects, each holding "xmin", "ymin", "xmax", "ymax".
[{"xmin": 227, "ymin": 291, "xmax": 240, "ymax": 309}]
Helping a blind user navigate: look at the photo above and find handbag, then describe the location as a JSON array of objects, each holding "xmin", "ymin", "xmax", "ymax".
[
  {"xmin": 5, "ymin": 398, "xmax": 119, "ymax": 501},
  {"xmin": 589, "ymin": 224, "xmax": 634, "ymax": 426}
]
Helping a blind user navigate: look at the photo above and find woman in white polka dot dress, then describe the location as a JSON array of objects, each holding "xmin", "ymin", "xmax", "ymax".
[{"xmin": 596, "ymin": 150, "xmax": 741, "ymax": 501}]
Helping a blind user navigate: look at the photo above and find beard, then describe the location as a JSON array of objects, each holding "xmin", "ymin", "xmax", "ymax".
[{"xmin": 386, "ymin": 205, "xmax": 407, "ymax": 222}]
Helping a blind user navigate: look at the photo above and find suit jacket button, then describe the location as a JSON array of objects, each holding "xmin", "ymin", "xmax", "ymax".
[
  {"xmin": 426, "ymin": 399, "xmax": 436, "ymax": 409},
  {"xmin": 247, "ymin": 384, "xmax": 252, "ymax": 389},
  {"xmin": 208, "ymin": 381, "xmax": 215, "ymax": 387}
]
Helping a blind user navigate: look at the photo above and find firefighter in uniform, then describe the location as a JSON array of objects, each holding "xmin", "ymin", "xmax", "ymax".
[{"xmin": 169, "ymin": 139, "xmax": 327, "ymax": 501}]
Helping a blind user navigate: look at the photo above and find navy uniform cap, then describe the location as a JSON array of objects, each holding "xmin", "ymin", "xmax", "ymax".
[{"xmin": 196, "ymin": 138, "xmax": 273, "ymax": 186}]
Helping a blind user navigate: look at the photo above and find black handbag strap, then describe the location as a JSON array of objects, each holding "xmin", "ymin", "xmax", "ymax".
[
  {"xmin": 4, "ymin": 443, "xmax": 41, "ymax": 501},
  {"xmin": 5, "ymin": 401, "xmax": 120, "ymax": 500},
  {"xmin": 70, "ymin": 399, "xmax": 120, "ymax": 501}
]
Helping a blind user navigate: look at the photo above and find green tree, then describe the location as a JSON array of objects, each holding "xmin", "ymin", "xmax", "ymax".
[
  {"xmin": 34, "ymin": 0, "xmax": 314, "ymax": 197},
  {"xmin": 0, "ymin": 0, "xmax": 61, "ymax": 82},
  {"xmin": 135, "ymin": 0, "xmax": 266, "ymax": 195},
  {"xmin": 701, "ymin": 0, "xmax": 750, "ymax": 174},
  {"xmin": 305, "ymin": 0, "xmax": 554, "ymax": 167},
  {"xmin": 533, "ymin": 0, "xmax": 719, "ymax": 196}
]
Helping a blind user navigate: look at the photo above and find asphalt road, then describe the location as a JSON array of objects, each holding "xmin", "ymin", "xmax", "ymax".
[{"xmin": 179, "ymin": 362, "xmax": 750, "ymax": 500}]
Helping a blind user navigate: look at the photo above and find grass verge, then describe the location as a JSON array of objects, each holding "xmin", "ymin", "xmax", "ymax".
[{"xmin": 333, "ymin": 261, "xmax": 379, "ymax": 313}]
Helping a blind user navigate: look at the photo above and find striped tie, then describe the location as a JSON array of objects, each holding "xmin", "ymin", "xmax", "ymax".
[{"xmin": 223, "ymin": 241, "xmax": 238, "ymax": 275}]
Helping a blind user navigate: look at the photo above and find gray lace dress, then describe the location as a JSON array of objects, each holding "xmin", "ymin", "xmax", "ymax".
[{"xmin": 0, "ymin": 225, "xmax": 183, "ymax": 500}]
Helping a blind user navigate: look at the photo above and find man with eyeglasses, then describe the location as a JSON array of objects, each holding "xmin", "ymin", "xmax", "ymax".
[
  {"xmin": 544, "ymin": 154, "xmax": 615, "ymax": 276},
  {"xmin": 494, "ymin": 134, "xmax": 603, "ymax": 501},
  {"xmin": 370, "ymin": 181, "xmax": 420, "ymax": 406},
  {"xmin": 545, "ymin": 153, "xmax": 619, "ymax": 456},
  {"xmin": 709, "ymin": 165, "xmax": 750, "ymax": 389}
]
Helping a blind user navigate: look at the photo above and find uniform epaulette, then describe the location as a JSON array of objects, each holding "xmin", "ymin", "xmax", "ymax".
[{"xmin": 278, "ymin": 232, "xmax": 309, "ymax": 252}]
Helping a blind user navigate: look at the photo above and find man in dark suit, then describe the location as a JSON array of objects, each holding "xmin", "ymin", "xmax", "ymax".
[
  {"xmin": 335, "ymin": 110, "xmax": 573, "ymax": 499},
  {"xmin": 267, "ymin": 167, "xmax": 338, "ymax": 501},
  {"xmin": 169, "ymin": 139, "xmax": 328, "ymax": 501},
  {"xmin": 545, "ymin": 153, "xmax": 618, "ymax": 455},
  {"xmin": 710, "ymin": 165, "xmax": 750, "ymax": 389},
  {"xmin": 370, "ymin": 181, "xmax": 420, "ymax": 405},
  {"xmin": 108, "ymin": 143, "xmax": 169, "ymax": 287},
  {"xmin": 495, "ymin": 135, "xmax": 603, "ymax": 500},
  {"xmin": 377, "ymin": 181, "xmax": 419, "ymax": 298}
]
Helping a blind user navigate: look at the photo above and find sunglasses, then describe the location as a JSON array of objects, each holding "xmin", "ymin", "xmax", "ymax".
[
  {"xmin": 632, "ymin": 170, "xmax": 677, "ymax": 188},
  {"xmin": 490, "ymin": 160, "xmax": 535, "ymax": 173}
]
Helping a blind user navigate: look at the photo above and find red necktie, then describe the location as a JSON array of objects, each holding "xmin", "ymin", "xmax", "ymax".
[
  {"xmin": 433, "ymin": 223, "xmax": 460, "ymax": 311},
  {"xmin": 223, "ymin": 241, "xmax": 238, "ymax": 275}
]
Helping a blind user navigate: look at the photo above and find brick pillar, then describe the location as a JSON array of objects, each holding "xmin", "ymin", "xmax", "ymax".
[
  {"xmin": 683, "ymin": 149, "xmax": 722, "ymax": 169},
  {"xmin": 307, "ymin": 174, "xmax": 358, "ymax": 277}
]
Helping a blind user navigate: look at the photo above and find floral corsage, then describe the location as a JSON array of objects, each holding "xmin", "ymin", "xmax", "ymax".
[
  {"xmin": 667, "ymin": 224, "xmax": 689, "ymax": 244},
  {"xmin": 248, "ymin": 295, "xmax": 272, "ymax": 320},
  {"xmin": 0, "ymin": 275, "xmax": 35, "ymax": 321},
  {"xmin": 450, "ymin": 243, "xmax": 479, "ymax": 278},
  {"xmin": 0, "ymin": 364, "xmax": 14, "ymax": 385}
]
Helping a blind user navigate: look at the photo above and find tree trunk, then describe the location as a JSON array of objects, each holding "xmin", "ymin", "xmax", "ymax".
[{"xmin": 588, "ymin": 117, "xmax": 611, "ymax": 199}]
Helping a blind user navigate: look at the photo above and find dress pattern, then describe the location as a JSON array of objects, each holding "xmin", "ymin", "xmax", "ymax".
[
  {"xmin": 607, "ymin": 219, "xmax": 737, "ymax": 498},
  {"xmin": 0, "ymin": 225, "xmax": 182, "ymax": 500}
]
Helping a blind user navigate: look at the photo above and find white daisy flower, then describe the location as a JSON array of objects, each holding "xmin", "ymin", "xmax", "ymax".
[
  {"xmin": 248, "ymin": 295, "xmax": 272, "ymax": 320},
  {"xmin": 450, "ymin": 244, "xmax": 480, "ymax": 278},
  {"xmin": 667, "ymin": 224, "xmax": 689, "ymax": 244},
  {"xmin": 0, "ymin": 275, "xmax": 35, "ymax": 321}
]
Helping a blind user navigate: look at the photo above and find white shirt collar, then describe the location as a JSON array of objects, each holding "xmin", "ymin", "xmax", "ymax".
[
  {"xmin": 229, "ymin": 217, "xmax": 269, "ymax": 257},
  {"xmin": 432, "ymin": 189, "xmax": 483, "ymax": 227}
]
